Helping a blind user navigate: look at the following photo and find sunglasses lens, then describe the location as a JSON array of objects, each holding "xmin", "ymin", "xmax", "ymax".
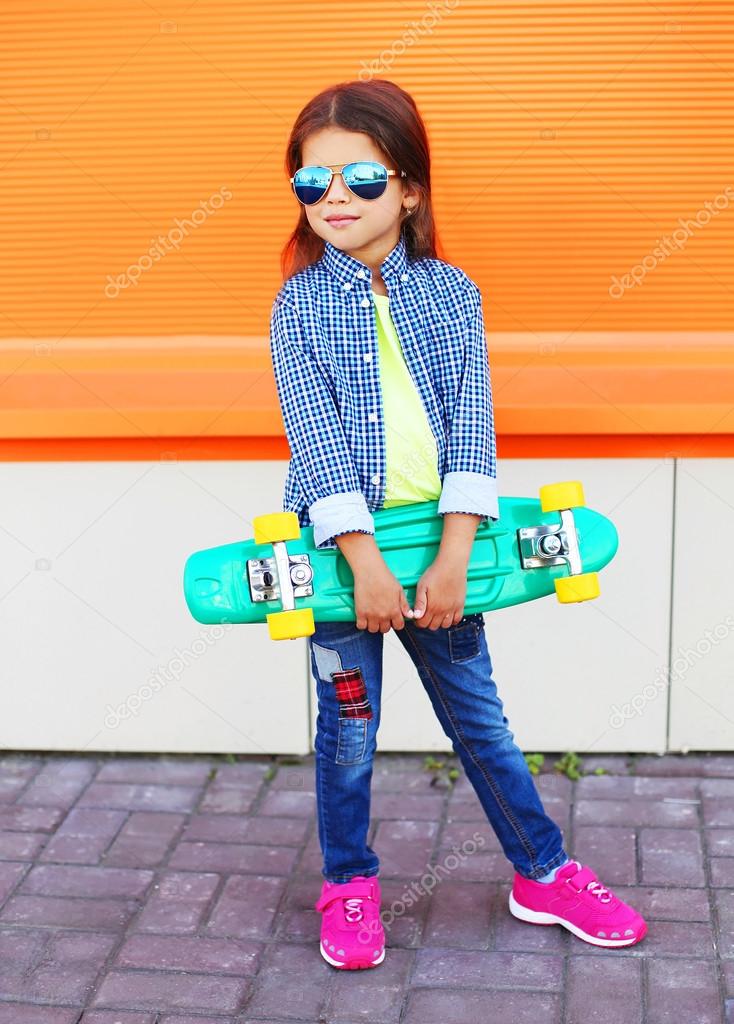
[
  {"xmin": 343, "ymin": 161, "xmax": 388, "ymax": 200},
  {"xmin": 292, "ymin": 166, "xmax": 331, "ymax": 205}
]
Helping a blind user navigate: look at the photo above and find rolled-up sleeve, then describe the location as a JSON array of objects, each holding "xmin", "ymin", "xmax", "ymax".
[
  {"xmin": 437, "ymin": 278, "xmax": 499, "ymax": 525},
  {"xmin": 270, "ymin": 293, "xmax": 375, "ymax": 549}
]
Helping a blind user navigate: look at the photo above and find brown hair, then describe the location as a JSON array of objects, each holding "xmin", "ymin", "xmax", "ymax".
[{"xmin": 280, "ymin": 79, "xmax": 443, "ymax": 280}]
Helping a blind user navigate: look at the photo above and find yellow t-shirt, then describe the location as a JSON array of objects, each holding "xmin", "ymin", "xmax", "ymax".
[{"xmin": 372, "ymin": 290, "xmax": 442, "ymax": 507}]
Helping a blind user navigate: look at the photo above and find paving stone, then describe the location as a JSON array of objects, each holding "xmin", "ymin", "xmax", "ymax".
[
  {"xmin": 370, "ymin": 819, "xmax": 439, "ymax": 878},
  {"xmin": 205, "ymin": 874, "xmax": 287, "ymax": 939},
  {"xmin": 0, "ymin": 894, "xmax": 139, "ymax": 930},
  {"xmin": 81, "ymin": 1014, "xmax": 156, "ymax": 1023},
  {"xmin": 19, "ymin": 759, "xmax": 97, "ymax": 807},
  {"xmin": 103, "ymin": 811, "xmax": 186, "ymax": 868},
  {"xmin": 422, "ymin": 880, "xmax": 493, "ymax": 949},
  {"xmin": 641, "ymin": 827, "xmax": 705, "ymax": 886},
  {"xmin": 133, "ymin": 871, "xmax": 220, "ymax": 933},
  {"xmin": 0, "ymin": 806, "xmax": 65, "ymax": 832},
  {"xmin": 610, "ymin": 885, "xmax": 710, "ymax": 921},
  {"xmin": 91, "ymin": 969, "xmax": 248, "ymax": 1013},
  {"xmin": 198, "ymin": 786, "xmax": 257, "ymax": 814},
  {"xmin": 0, "ymin": 860, "xmax": 28, "ymax": 903},
  {"xmin": 710, "ymin": 859, "xmax": 734, "ymax": 887},
  {"xmin": 326, "ymin": 947, "xmax": 414, "ymax": 1023},
  {"xmin": 243, "ymin": 942, "xmax": 331, "ymax": 1019},
  {"xmin": 706, "ymin": 829, "xmax": 734, "ymax": 856},
  {"xmin": 114, "ymin": 933, "xmax": 263, "ymax": 975},
  {"xmin": 702, "ymin": 798, "xmax": 734, "ymax": 827},
  {"xmin": 713, "ymin": 889, "xmax": 734, "ymax": 957},
  {"xmin": 574, "ymin": 774, "xmax": 700, "ymax": 799},
  {"xmin": 0, "ymin": 832, "xmax": 46, "ymax": 860},
  {"xmin": 647, "ymin": 958, "xmax": 723, "ymax": 1023},
  {"xmin": 439, "ymin": 819, "xmax": 502, "ymax": 852},
  {"xmin": 78, "ymin": 783, "xmax": 201, "ymax": 813},
  {"xmin": 95, "ymin": 758, "xmax": 213, "ymax": 786},
  {"xmin": 182, "ymin": 812, "xmax": 308, "ymax": 846},
  {"xmin": 572, "ymin": 826, "xmax": 638, "ymax": 884},
  {"xmin": 402, "ymin": 987, "xmax": 561, "ymax": 1023},
  {"xmin": 575, "ymin": 798, "xmax": 699, "ymax": 827},
  {"xmin": 0, "ymin": 1007, "xmax": 81, "ymax": 1023},
  {"xmin": 370, "ymin": 792, "xmax": 447, "ymax": 821},
  {"xmin": 39, "ymin": 808, "xmax": 127, "ymax": 864},
  {"xmin": 20, "ymin": 864, "xmax": 154, "ymax": 899},
  {"xmin": 159, "ymin": 1018, "xmax": 235, "ymax": 1024},
  {"xmin": 413, "ymin": 946, "xmax": 563, "ymax": 989},
  {"xmin": 566, "ymin": 955, "xmax": 642, "ymax": 1023},
  {"xmin": 168, "ymin": 840, "xmax": 298, "ymax": 875},
  {"xmin": 256, "ymin": 789, "xmax": 317, "ymax": 818},
  {"xmin": 633, "ymin": 755, "xmax": 706, "ymax": 776}
]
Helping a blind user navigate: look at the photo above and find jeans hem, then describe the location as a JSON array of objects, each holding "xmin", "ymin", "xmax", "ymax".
[
  {"xmin": 324, "ymin": 868, "xmax": 380, "ymax": 884},
  {"xmin": 517, "ymin": 850, "xmax": 570, "ymax": 881}
]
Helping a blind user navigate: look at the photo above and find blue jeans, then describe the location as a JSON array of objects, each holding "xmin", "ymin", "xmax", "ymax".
[{"xmin": 309, "ymin": 612, "xmax": 568, "ymax": 884}]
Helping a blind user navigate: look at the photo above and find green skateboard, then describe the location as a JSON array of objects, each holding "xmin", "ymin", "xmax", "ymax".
[{"xmin": 183, "ymin": 480, "xmax": 618, "ymax": 641}]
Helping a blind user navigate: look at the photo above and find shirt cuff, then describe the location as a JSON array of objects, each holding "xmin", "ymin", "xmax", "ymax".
[
  {"xmin": 437, "ymin": 471, "xmax": 500, "ymax": 523},
  {"xmin": 308, "ymin": 491, "xmax": 376, "ymax": 550}
]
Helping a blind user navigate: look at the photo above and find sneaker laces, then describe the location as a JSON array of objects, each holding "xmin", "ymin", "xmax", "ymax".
[
  {"xmin": 584, "ymin": 879, "xmax": 613, "ymax": 903},
  {"xmin": 343, "ymin": 896, "xmax": 365, "ymax": 923},
  {"xmin": 567, "ymin": 862, "xmax": 613, "ymax": 903}
]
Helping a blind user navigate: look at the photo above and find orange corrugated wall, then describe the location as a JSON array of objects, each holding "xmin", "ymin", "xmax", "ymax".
[{"xmin": 0, "ymin": 0, "xmax": 732, "ymax": 341}]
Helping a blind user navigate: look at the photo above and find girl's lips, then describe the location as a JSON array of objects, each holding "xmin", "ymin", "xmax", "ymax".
[{"xmin": 326, "ymin": 217, "xmax": 359, "ymax": 227}]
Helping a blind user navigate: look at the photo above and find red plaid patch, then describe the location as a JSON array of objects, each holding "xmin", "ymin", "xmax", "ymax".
[{"xmin": 331, "ymin": 667, "xmax": 373, "ymax": 720}]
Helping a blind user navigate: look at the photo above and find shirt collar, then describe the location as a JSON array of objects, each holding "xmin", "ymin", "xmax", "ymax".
[{"xmin": 320, "ymin": 231, "xmax": 409, "ymax": 287}]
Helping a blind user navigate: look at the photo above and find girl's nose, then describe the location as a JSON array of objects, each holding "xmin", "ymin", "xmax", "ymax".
[{"xmin": 323, "ymin": 171, "xmax": 351, "ymax": 203}]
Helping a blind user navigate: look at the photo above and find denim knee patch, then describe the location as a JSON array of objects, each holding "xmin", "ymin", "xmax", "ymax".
[
  {"xmin": 311, "ymin": 641, "xmax": 373, "ymax": 765},
  {"xmin": 448, "ymin": 613, "xmax": 484, "ymax": 664}
]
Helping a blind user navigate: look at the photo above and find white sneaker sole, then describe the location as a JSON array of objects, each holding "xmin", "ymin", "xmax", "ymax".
[
  {"xmin": 320, "ymin": 940, "xmax": 386, "ymax": 969},
  {"xmin": 508, "ymin": 891, "xmax": 643, "ymax": 948}
]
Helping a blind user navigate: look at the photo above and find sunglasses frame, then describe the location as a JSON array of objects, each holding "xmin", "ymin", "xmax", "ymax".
[{"xmin": 290, "ymin": 161, "xmax": 406, "ymax": 205}]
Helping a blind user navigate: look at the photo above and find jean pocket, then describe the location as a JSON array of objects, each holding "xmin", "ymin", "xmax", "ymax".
[
  {"xmin": 448, "ymin": 614, "xmax": 483, "ymax": 663},
  {"xmin": 335, "ymin": 717, "xmax": 368, "ymax": 765}
]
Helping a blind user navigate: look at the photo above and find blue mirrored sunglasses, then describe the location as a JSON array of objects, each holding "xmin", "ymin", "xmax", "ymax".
[{"xmin": 290, "ymin": 161, "xmax": 406, "ymax": 206}]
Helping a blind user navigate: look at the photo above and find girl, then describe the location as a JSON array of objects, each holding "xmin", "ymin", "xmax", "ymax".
[{"xmin": 269, "ymin": 79, "xmax": 647, "ymax": 970}]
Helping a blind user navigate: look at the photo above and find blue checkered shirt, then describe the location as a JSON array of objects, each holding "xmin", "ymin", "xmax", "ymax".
[{"xmin": 269, "ymin": 232, "xmax": 498, "ymax": 550}]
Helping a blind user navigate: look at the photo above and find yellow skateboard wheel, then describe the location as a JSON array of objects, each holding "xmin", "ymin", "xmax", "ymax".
[
  {"xmin": 539, "ymin": 481, "xmax": 586, "ymax": 512},
  {"xmin": 554, "ymin": 572, "xmax": 600, "ymax": 603},
  {"xmin": 253, "ymin": 512, "xmax": 301, "ymax": 545},
  {"xmin": 266, "ymin": 608, "xmax": 315, "ymax": 640}
]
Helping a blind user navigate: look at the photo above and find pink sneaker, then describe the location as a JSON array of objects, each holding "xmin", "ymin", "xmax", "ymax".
[
  {"xmin": 314, "ymin": 875, "xmax": 385, "ymax": 969},
  {"xmin": 509, "ymin": 859, "xmax": 647, "ymax": 948}
]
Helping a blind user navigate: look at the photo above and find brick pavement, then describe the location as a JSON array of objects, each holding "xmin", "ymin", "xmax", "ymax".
[{"xmin": 0, "ymin": 750, "xmax": 732, "ymax": 1022}]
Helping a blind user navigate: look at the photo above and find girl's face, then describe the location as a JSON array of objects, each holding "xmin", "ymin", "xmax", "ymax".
[{"xmin": 299, "ymin": 126, "xmax": 417, "ymax": 255}]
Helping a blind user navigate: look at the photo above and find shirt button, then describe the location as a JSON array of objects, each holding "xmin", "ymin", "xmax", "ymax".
[
  {"xmin": 363, "ymin": 352, "xmax": 372, "ymax": 362},
  {"xmin": 343, "ymin": 281, "xmax": 352, "ymax": 290},
  {"xmin": 356, "ymin": 269, "xmax": 366, "ymax": 279},
  {"xmin": 360, "ymin": 296, "xmax": 371, "ymax": 307},
  {"xmin": 371, "ymin": 473, "xmax": 380, "ymax": 485},
  {"xmin": 401, "ymin": 272, "xmax": 408, "ymax": 281},
  {"xmin": 368, "ymin": 412, "xmax": 377, "ymax": 422}
]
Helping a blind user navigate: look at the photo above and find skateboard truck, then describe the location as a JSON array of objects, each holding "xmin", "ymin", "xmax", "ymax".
[
  {"xmin": 516, "ymin": 481, "xmax": 600, "ymax": 603},
  {"xmin": 250, "ymin": 512, "xmax": 317, "ymax": 639},
  {"xmin": 517, "ymin": 509, "xmax": 582, "ymax": 575},
  {"xmin": 247, "ymin": 553, "xmax": 313, "ymax": 605}
]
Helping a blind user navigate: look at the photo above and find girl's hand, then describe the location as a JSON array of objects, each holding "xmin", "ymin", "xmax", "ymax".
[
  {"xmin": 353, "ymin": 559, "xmax": 415, "ymax": 633},
  {"xmin": 412, "ymin": 555, "xmax": 468, "ymax": 630}
]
